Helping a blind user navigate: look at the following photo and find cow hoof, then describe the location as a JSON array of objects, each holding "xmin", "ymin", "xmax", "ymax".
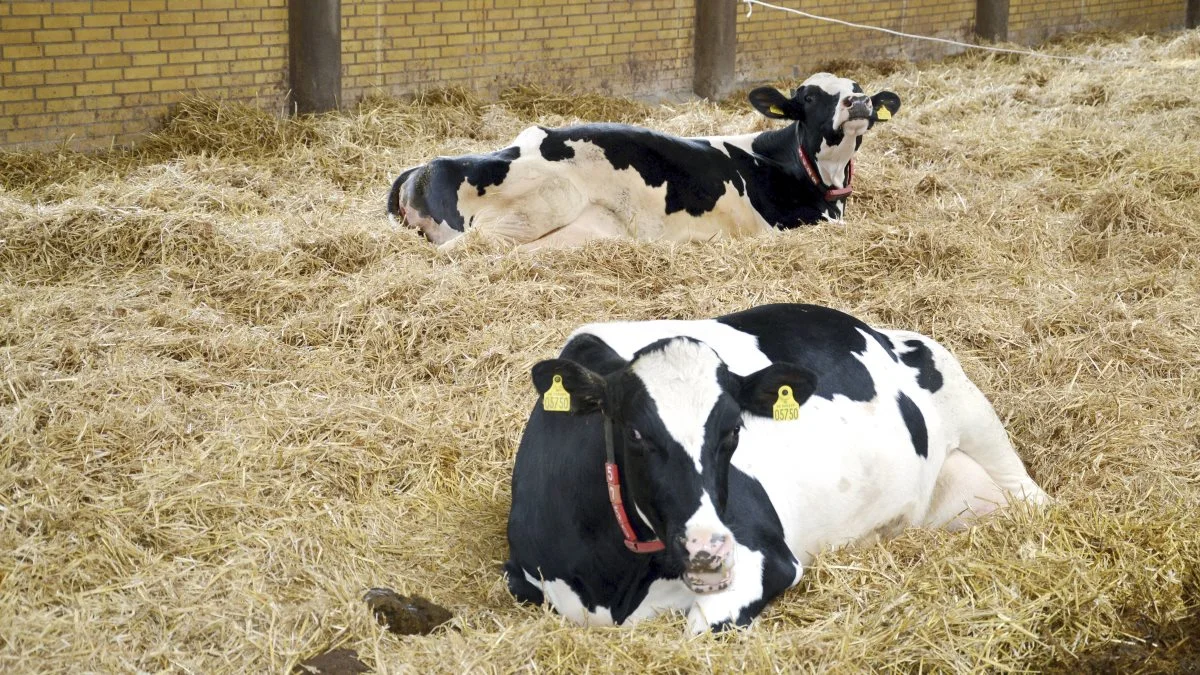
[
  {"xmin": 363, "ymin": 587, "xmax": 453, "ymax": 635},
  {"xmin": 294, "ymin": 648, "xmax": 371, "ymax": 674}
]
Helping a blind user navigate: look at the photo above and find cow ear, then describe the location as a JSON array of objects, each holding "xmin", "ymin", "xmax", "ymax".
[
  {"xmin": 531, "ymin": 359, "xmax": 608, "ymax": 415},
  {"xmin": 748, "ymin": 87, "xmax": 800, "ymax": 120},
  {"xmin": 735, "ymin": 363, "xmax": 817, "ymax": 418},
  {"xmin": 871, "ymin": 91, "xmax": 901, "ymax": 122}
]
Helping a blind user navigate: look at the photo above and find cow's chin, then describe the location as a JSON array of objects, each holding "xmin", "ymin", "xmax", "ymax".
[
  {"xmin": 683, "ymin": 567, "xmax": 733, "ymax": 594},
  {"xmin": 839, "ymin": 118, "xmax": 870, "ymax": 136}
]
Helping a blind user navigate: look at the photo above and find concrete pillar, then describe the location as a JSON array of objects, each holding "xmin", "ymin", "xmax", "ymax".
[
  {"xmin": 975, "ymin": 0, "xmax": 1010, "ymax": 42},
  {"xmin": 288, "ymin": 0, "xmax": 341, "ymax": 114},
  {"xmin": 693, "ymin": 0, "xmax": 737, "ymax": 100}
]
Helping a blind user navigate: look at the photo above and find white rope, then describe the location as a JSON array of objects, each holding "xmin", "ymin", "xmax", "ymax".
[{"xmin": 740, "ymin": 0, "xmax": 1127, "ymax": 66}]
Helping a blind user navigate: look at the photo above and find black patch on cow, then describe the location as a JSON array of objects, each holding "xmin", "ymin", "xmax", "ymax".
[
  {"xmin": 900, "ymin": 339, "xmax": 944, "ymax": 393},
  {"xmin": 721, "ymin": 467, "xmax": 798, "ymax": 629},
  {"xmin": 538, "ymin": 124, "xmax": 746, "ymax": 217},
  {"xmin": 403, "ymin": 146, "xmax": 520, "ymax": 231},
  {"xmin": 717, "ymin": 303, "xmax": 897, "ymax": 402},
  {"xmin": 728, "ymin": 135, "xmax": 833, "ymax": 226},
  {"xmin": 896, "ymin": 391, "xmax": 928, "ymax": 458}
]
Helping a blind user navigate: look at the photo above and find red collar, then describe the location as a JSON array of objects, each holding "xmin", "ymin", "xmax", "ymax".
[
  {"xmin": 798, "ymin": 146, "xmax": 853, "ymax": 201},
  {"xmin": 604, "ymin": 419, "xmax": 665, "ymax": 554}
]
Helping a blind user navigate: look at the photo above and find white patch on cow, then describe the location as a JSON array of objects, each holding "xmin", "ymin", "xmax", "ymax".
[
  {"xmin": 803, "ymin": 72, "xmax": 849, "ymax": 96},
  {"xmin": 700, "ymin": 133, "xmax": 758, "ymax": 159},
  {"xmin": 624, "ymin": 578, "xmax": 696, "ymax": 625},
  {"xmin": 524, "ymin": 570, "xmax": 695, "ymax": 627},
  {"xmin": 815, "ymin": 130, "xmax": 861, "ymax": 188},
  {"xmin": 536, "ymin": 577, "xmax": 616, "ymax": 627},
  {"xmin": 683, "ymin": 492, "xmax": 731, "ymax": 547},
  {"xmin": 512, "ymin": 125, "xmax": 548, "ymax": 146},
  {"xmin": 686, "ymin": 544, "xmax": 765, "ymax": 633},
  {"xmin": 630, "ymin": 340, "xmax": 724, "ymax": 474},
  {"xmin": 924, "ymin": 450, "xmax": 1008, "ymax": 530}
]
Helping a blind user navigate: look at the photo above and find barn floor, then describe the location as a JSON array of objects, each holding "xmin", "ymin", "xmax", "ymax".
[{"xmin": 2, "ymin": 31, "xmax": 1199, "ymax": 674}]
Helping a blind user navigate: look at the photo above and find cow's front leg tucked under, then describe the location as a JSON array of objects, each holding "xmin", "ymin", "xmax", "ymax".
[{"xmin": 516, "ymin": 204, "xmax": 627, "ymax": 251}]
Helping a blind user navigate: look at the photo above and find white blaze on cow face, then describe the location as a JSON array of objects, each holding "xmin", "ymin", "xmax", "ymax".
[
  {"xmin": 627, "ymin": 339, "xmax": 738, "ymax": 593},
  {"xmin": 629, "ymin": 340, "xmax": 724, "ymax": 475}
]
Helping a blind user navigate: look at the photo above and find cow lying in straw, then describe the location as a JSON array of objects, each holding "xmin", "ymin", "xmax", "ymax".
[
  {"xmin": 388, "ymin": 73, "xmax": 900, "ymax": 250},
  {"xmin": 504, "ymin": 303, "xmax": 1047, "ymax": 632}
]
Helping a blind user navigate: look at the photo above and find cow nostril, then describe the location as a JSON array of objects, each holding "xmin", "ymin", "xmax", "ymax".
[{"xmin": 842, "ymin": 98, "xmax": 853, "ymax": 107}]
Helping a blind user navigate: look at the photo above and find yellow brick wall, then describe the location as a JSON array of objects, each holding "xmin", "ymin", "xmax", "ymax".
[
  {"xmin": 0, "ymin": 0, "xmax": 1188, "ymax": 150},
  {"xmin": 339, "ymin": 0, "xmax": 693, "ymax": 101},
  {"xmin": 0, "ymin": 0, "xmax": 287, "ymax": 150},
  {"xmin": 738, "ymin": 0, "xmax": 977, "ymax": 83},
  {"xmin": 1009, "ymin": 0, "xmax": 1182, "ymax": 44}
]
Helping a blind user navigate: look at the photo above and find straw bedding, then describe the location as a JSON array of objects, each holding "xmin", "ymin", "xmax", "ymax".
[{"xmin": 2, "ymin": 31, "xmax": 1199, "ymax": 673}]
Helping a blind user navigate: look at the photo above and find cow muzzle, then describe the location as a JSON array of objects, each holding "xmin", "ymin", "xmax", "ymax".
[
  {"xmin": 681, "ymin": 531, "xmax": 735, "ymax": 594},
  {"xmin": 842, "ymin": 95, "xmax": 873, "ymax": 122}
]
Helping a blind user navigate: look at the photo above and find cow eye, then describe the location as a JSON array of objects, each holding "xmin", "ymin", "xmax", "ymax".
[
  {"xmin": 630, "ymin": 428, "xmax": 642, "ymax": 441},
  {"xmin": 720, "ymin": 427, "xmax": 740, "ymax": 452}
]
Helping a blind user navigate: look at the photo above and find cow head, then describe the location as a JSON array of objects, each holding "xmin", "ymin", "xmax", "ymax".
[
  {"xmin": 748, "ymin": 73, "xmax": 900, "ymax": 188},
  {"xmin": 532, "ymin": 337, "xmax": 816, "ymax": 594}
]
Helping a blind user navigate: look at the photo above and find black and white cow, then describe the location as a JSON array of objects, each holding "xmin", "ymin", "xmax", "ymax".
[
  {"xmin": 504, "ymin": 303, "xmax": 1047, "ymax": 632},
  {"xmin": 389, "ymin": 73, "xmax": 900, "ymax": 250}
]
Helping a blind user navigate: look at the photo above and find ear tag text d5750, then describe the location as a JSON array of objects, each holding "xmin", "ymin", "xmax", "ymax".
[
  {"xmin": 543, "ymin": 374, "xmax": 572, "ymax": 412},
  {"xmin": 772, "ymin": 385, "xmax": 800, "ymax": 421}
]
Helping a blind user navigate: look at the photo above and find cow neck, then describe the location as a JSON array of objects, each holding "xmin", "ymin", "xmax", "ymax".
[
  {"xmin": 797, "ymin": 143, "xmax": 854, "ymax": 201},
  {"xmin": 603, "ymin": 417, "xmax": 666, "ymax": 554}
]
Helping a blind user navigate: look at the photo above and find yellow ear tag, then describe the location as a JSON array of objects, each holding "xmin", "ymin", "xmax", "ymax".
[
  {"xmin": 772, "ymin": 385, "xmax": 800, "ymax": 421},
  {"xmin": 768, "ymin": 105, "xmax": 787, "ymax": 117},
  {"xmin": 543, "ymin": 374, "xmax": 572, "ymax": 412},
  {"xmin": 875, "ymin": 107, "xmax": 891, "ymax": 121}
]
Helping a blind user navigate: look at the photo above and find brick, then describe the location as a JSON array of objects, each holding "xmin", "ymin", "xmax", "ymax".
[
  {"xmin": 3, "ymin": 45, "xmax": 43, "ymax": 59},
  {"xmin": 76, "ymin": 82, "xmax": 115, "ymax": 97},
  {"xmin": 35, "ymin": 85, "xmax": 75, "ymax": 100},
  {"xmin": 44, "ymin": 42, "xmax": 85, "ymax": 56},
  {"xmin": 150, "ymin": 77, "xmax": 187, "ymax": 91},
  {"xmin": 45, "ymin": 70, "xmax": 85, "ymax": 85},
  {"xmin": 0, "ymin": 87, "xmax": 34, "ymax": 103},
  {"xmin": 4, "ymin": 73, "xmax": 45, "ymax": 87},
  {"xmin": 43, "ymin": 15, "xmax": 82, "ymax": 29},
  {"xmin": 34, "ymin": 29, "xmax": 74, "ymax": 43},
  {"xmin": 114, "ymin": 80, "xmax": 151, "ymax": 94},
  {"xmin": 84, "ymin": 15, "xmax": 122, "ymax": 28}
]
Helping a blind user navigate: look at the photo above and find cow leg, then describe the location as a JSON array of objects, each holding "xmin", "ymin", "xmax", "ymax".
[
  {"xmin": 925, "ymin": 450, "xmax": 1010, "ymax": 530},
  {"xmin": 516, "ymin": 204, "xmax": 626, "ymax": 251},
  {"xmin": 900, "ymin": 334, "xmax": 1048, "ymax": 505},
  {"xmin": 685, "ymin": 545, "xmax": 797, "ymax": 633},
  {"xmin": 503, "ymin": 560, "xmax": 544, "ymax": 606}
]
